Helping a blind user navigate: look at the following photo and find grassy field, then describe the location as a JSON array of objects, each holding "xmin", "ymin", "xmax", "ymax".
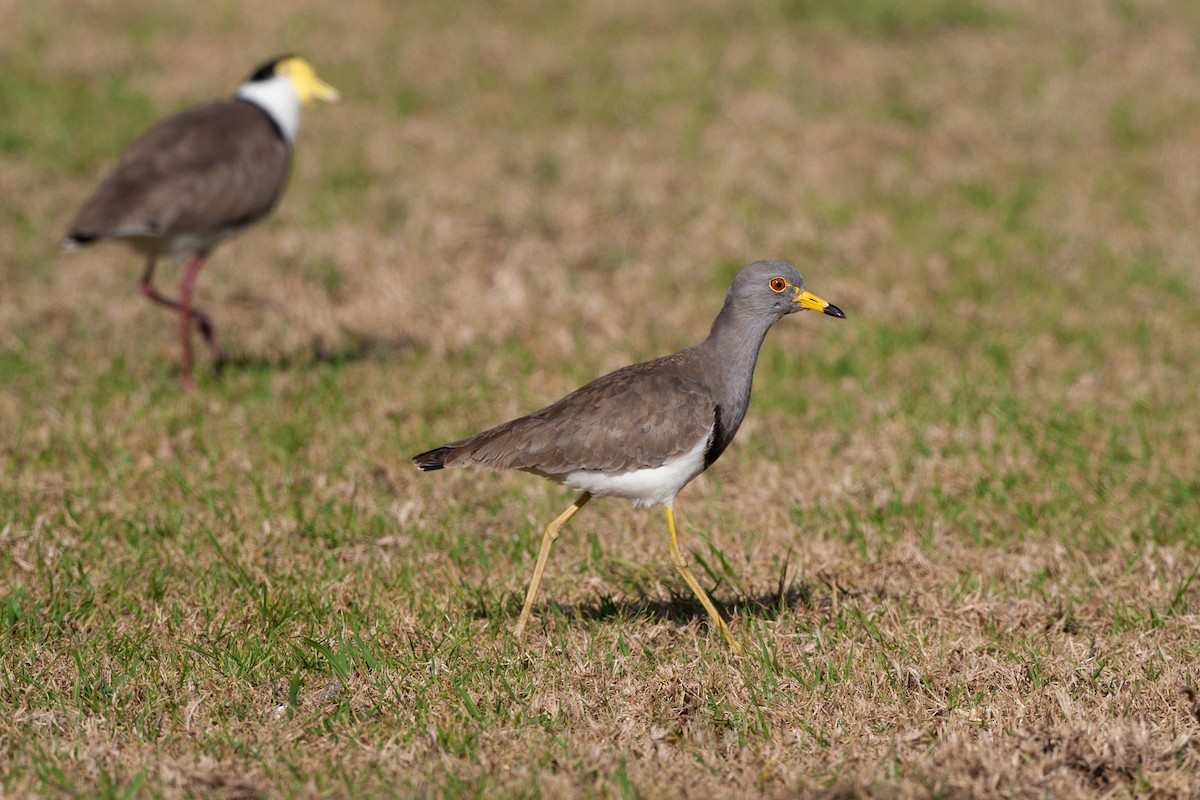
[{"xmin": 3, "ymin": 0, "xmax": 1200, "ymax": 796}]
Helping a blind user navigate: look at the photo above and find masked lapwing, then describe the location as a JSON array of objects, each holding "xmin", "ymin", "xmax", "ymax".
[
  {"xmin": 413, "ymin": 261, "xmax": 846, "ymax": 653},
  {"xmin": 61, "ymin": 55, "xmax": 340, "ymax": 390}
]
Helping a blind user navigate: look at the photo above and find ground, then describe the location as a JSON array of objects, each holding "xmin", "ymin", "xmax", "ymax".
[{"xmin": 2, "ymin": 0, "xmax": 1199, "ymax": 797}]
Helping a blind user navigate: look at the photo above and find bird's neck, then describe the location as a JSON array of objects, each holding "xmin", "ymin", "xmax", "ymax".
[
  {"xmin": 236, "ymin": 76, "xmax": 300, "ymax": 144},
  {"xmin": 695, "ymin": 297, "xmax": 776, "ymax": 443}
]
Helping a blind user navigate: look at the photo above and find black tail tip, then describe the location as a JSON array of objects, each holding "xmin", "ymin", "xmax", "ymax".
[
  {"xmin": 61, "ymin": 233, "xmax": 98, "ymax": 251},
  {"xmin": 412, "ymin": 446, "xmax": 452, "ymax": 471}
]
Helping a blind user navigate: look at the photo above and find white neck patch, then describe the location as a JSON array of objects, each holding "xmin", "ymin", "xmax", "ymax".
[{"xmin": 236, "ymin": 74, "xmax": 301, "ymax": 144}]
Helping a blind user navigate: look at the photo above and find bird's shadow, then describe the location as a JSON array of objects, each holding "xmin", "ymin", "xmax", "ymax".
[
  {"xmin": 209, "ymin": 330, "xmax": 417, "ymax": 377},
  {"xmin": 476, "ymin": 580, "xmax": 829, "ymax": 629},
  {"xmin": 568, "ymin": 583, "xmax": 818, "ymax": 625}
]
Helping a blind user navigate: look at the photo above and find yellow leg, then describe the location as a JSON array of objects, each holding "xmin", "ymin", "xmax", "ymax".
[
  {"xmin": 513, "ymin": 492, "xmax": 592, "ymax": 640},
  {"xmin": 665, "ymin": 506, "xmax": 743, "ymax": 655}
]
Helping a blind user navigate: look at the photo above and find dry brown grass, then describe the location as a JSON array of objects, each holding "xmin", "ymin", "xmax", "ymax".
[{"xmin": 3, "ymin": 0, "xmax": 1200, "ymax": 797}]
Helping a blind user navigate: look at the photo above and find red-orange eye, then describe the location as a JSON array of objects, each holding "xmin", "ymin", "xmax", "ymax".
[{"xmin": 768, "ymin": 277, "xmax": 787, "ymax": 292}]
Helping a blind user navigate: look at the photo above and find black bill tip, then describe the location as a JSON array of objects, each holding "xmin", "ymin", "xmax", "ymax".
[{"xmin": 823, "ymin": 304, "xmax": 847, "ymax": 319}]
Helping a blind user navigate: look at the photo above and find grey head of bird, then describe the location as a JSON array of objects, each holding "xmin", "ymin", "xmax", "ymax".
[
  {"xmin": 235, "ymin": 55, "xmax": 340, "ymax": 143},
  {"xmin": 722, "ymin": 260, "xmax": 847, "ymax": 325}
]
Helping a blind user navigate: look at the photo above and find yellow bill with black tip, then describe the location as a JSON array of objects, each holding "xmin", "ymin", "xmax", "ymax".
[{"xmin": 794, "ymin": 289, "xmax": 847, "ymax": 319}]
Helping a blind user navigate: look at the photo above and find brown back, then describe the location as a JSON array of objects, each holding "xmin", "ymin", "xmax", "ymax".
[
  {"xmin": 66, "ymin": 100, "xmax": 291, "ymax": 246},
  {"xmin": 436, "ymin": 351, "xmax": 719, "ymax": 475}
]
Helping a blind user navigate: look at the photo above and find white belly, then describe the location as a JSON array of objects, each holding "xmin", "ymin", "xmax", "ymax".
[
  {"xmin": 558, "ymin": 435, "xmax": 709, "ymax": 508},
  {"xmin": 163, "ymin": 226, "xmax": 247, "ymax": 258},
  {"xmin": 122, "ymin": 225, "xmax": 248, "ymax": 259}
]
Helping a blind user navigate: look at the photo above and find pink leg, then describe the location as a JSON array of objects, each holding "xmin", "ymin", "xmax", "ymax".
[
  {"xmin": 176, "ymin": 252, "xmax": 209, "ymax": 390},
  {"xmin": 139, "ymin": 256, "xmax": 223, "ymax": 387}
]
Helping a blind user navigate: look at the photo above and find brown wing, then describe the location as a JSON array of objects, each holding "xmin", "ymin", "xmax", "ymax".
[
  {"xmin": 430, "ymin": 352, "xmax": 717, "ymax": 474},
  {"xmin": 64, "ymin": 100, "xmax": 290, "ymax": 246}
]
